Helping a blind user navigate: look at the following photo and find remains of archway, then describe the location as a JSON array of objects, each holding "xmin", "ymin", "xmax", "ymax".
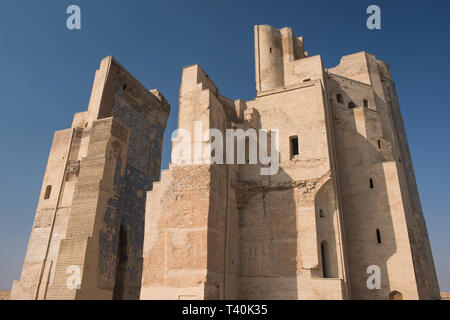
[{"xmin": 10, "ymin": 57, "xmax": 170, "ymax": 300}]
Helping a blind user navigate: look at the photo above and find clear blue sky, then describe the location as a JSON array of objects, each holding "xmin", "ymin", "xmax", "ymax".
[{"xmin": 0, "ymin": 0, "xmax": 449, "ymax": 292}]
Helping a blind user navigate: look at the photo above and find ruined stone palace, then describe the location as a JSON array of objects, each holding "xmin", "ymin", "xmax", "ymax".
[{"xmin": 11, "ymin": 25, "xmax": 440, "ymax": 300}]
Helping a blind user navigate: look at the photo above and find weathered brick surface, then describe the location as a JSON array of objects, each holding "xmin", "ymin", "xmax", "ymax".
[
  {"xmin": 141, "ymin": 25, "xmax": 440, "ymax": 300},
  {"xmin": 10, "ymin": 57, "xmax": 169, "ymax": 300}
]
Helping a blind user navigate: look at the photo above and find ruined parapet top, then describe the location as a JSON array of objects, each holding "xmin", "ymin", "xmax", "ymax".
[
  {"xmin": 254, "ymin": 25, "xmax": 308, "ymax": 92},
  {"xmin": 180, "ymin": 64, "xmax": 219, "ymax": 97},
  {"xmin": 179, "ymin": 64, "xmax": 246, "ymax": 123},
  {"xmin": 86, "ymin": 56, "xmax": 170, "ymax": 124},
  {"xmin": 327, "ymin": 51, "xmax": 393, "ymax": 85},
  {"xmin": 150, "ymin": 89, "xmax": 169, "ymax": 105}
]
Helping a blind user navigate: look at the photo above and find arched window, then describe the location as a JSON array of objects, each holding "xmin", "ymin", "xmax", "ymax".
[
  {"xmin": 321, "ymin": 241, "xmax": 329, "ymax": 278},
  {"xmin": 44, "ymin": 185, "xmax": 52, "ymax": 200},
  {"xmin": 336, "ymin": 94, "xmax": 344, "ymax": 104},
  {"xmin": 390, "ymin": 291, "xmax": 403, "ymax": 300},
  {"xmin": 348, "ymin": 102, "xmax": 356, "ymax": 109},
  {"xmin": 363, "ymin": 99, "xmax": 369, "ymax": 107},
  {"xmin": 370, "ymin": 178, "xmax": 374, "ymax": 189}
]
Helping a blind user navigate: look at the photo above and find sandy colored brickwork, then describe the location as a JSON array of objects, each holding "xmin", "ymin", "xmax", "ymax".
[{"xmin": 141, "ymin": 25, "xmax": 440, "ymax": 300}]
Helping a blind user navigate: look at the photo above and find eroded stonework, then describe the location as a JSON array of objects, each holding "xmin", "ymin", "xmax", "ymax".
[
  {"xmin": 10, "ymin": 57, "xmax": 170, "ymax": 300},
  {"xmin": 140, "ymin": 25, "xmax": 440, "ymax": 300}
]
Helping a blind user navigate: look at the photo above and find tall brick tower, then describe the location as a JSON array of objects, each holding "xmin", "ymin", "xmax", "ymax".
[
  {"xmin": 140, "ymin": 25, "xmax": 440, "ymax": 300},
  {"xmin": 11, "ymin": 57, "xmax": 170, "ymax": 300}
]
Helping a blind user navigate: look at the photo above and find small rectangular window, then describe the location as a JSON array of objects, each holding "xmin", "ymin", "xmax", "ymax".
[
  {"xmin": 376, "ymin": 229, "xmax": 382, "ymax": 244},
  {"xmin": 370, "ymin": 178, "xmax": 374, "ymax": 189},
  {"xmin": 44, "ymin": 185, "xmax": 52, "ymax": 200},
  {"xmin": 290, "ymin": 136, "xmax": 299, "ymax": 158}
]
